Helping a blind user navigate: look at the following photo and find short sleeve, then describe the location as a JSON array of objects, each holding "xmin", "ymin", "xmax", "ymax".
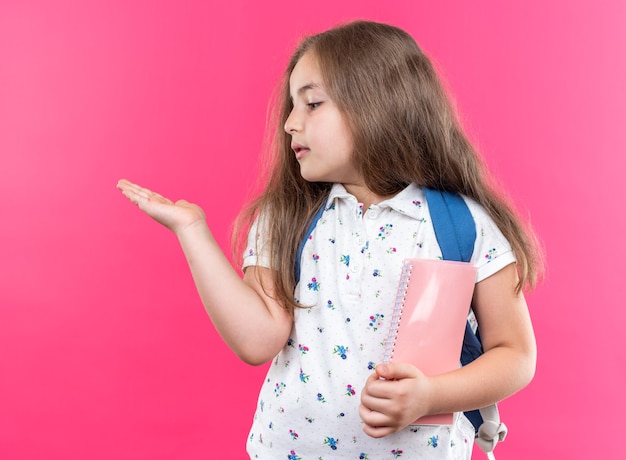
[
  {"xmin": 464, "ymin": 197, "xmax": 517, "ymax": 283},
  {"xmin": 242, "ymin": 213, "xmax": 271, "ymax": 271}
]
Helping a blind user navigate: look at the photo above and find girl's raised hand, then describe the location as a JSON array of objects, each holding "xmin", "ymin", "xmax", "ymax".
[{"xmin": 116, "ymin": 179, "xmax": 206, "ymax": 235}]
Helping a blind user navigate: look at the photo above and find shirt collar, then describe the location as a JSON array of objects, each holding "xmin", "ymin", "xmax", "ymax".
[{"xmin": 327, "ymin": 183, "xmax": 425, "ymax": 220}]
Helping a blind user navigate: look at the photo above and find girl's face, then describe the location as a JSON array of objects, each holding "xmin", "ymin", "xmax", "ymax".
[{"xmin": 284, "ymin": 52, "xmax": 364, "ymax": 192}]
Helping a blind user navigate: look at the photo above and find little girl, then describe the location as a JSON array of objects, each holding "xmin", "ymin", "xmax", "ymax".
[{"xmin": 118, "ymin": 20, "xmax": 541, "ymax": 460}]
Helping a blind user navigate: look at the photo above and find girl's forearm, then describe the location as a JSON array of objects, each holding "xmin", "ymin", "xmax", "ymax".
[
  {"xmin": 424, "ymin": 337, "xmax": 536, "ymax": 417},
  {"xmin": 175, "ymin": 220, "xmax": 292, "ymax": 365}
]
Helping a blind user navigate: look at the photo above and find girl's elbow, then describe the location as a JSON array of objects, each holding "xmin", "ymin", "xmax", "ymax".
[
  {"xmin": 238, "ymin": 351, "xmax": 273, "ymax": 366},
  {"xmin": 235, "ymin": 343, "xmax": 282, "ymax": 366},
  {"xmin": 517, "ymin": 343, "xmax": 537, "ymax": 389},
  {"xmin": 518, "ymin": 361, "xmax": 535, "ymax": 392}
]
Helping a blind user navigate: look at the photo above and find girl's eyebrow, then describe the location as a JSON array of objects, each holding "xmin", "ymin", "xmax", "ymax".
[
  {"xmin": 290, "ymin": 83, "xmax": 321, "ymax": 101},
  {"xmin": 297, "ymin": 83, "xmax": 320, "ymax": 95}
]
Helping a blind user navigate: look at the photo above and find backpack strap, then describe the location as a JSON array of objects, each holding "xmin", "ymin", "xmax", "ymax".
[
  {"xmin": 423, "ymin": 188, "xmax": 475, "ymax": 262},
  {"xmin": 424, "ymin": 187, "xmax": 507, "ymax": 458},
  {"xmin": 294, "ymin": 203, "xmax": 326, "ymax": 283}
]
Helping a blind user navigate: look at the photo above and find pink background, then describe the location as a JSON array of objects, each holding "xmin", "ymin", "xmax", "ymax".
[{"xmin": 1, "ymin": 1, "xmax": 624, "ymax": 458}]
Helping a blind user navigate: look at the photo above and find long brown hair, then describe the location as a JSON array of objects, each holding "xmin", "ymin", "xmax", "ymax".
[{"xmin": 234, "ymin": 20, "xmax": 543, "ymax": 312}]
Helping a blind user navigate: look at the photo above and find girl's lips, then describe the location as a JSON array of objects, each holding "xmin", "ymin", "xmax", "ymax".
[
  {"xmin": 295, "ymin": 148, "xmax": 310, "ymax": 160},
  {"xmin": 292, "ymin": 144, "xmax": 310, "ymax": 160}
]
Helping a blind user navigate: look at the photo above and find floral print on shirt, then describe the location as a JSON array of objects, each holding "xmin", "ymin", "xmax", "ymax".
[{"xmin": 244, "ymin": 183, "xmax": 514, "ymax": 459}]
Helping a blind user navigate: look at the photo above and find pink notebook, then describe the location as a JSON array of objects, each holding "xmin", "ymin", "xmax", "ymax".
[{"xmin": 383, "ymin": 258, "xmax": 477, "ymax": 425}]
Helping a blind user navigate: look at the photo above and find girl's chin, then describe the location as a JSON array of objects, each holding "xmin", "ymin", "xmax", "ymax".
[{"xmin": 298, "ymin": 169, "xmax": 331, "ymax": 184}]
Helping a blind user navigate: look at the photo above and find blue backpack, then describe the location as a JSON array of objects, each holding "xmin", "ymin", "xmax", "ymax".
[{"xmin": 294, "ymin": 188, "xmax": 507, "ymax": 457}]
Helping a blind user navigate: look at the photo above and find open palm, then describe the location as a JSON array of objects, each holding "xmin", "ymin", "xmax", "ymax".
[{"xmin": 117, "ymin": 179, "xmax": 206, "ymax": 235}]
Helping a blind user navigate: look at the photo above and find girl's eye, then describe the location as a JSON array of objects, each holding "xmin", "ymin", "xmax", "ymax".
[{"xmin": 307, "ymin": 102, "xmax": 321, "ymax": 110}]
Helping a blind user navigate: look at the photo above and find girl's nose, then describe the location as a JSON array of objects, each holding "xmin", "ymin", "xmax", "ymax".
[{"xmin": 284, "ymin": 109, "xmax": 301, "ymax": 134}]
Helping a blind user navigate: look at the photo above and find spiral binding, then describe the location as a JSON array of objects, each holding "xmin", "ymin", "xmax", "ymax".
[{"xmin": 383, "ymin": 261, "xmax": 414, "ymax": 364}]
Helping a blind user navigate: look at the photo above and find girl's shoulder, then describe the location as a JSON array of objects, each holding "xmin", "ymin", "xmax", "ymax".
[{"xmin": 457, "ymin": 195, "xmax": 516, "ymax": 280}]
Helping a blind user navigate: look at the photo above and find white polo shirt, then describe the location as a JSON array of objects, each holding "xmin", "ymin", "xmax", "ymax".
[{"xmin": 243, "ymin": 183, "xmax": 515, "ymax": 459}]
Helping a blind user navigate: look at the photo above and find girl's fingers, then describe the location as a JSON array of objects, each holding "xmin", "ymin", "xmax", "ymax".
[
  {"xmin": 123, "ymin": 182, "xmax": 152, "ymax": 200},
  {"xmin": 117, "ymin": 179, "xmax": 141, "ymax": 194},
  {"xmin": 117, "ymin": 179, "xmax": 152, "ymax": 196},
  {"xmin": 361, "ymin": 379, "xmax": 396, "ymax": 415},
  {"xmin": 360, "ymin": 391, "xmax": 390, "ymax": 415},
  {"xmin": 117, "ymin": 178, "xmax": 202, "ymax": 232},
  {"xmin": 117, "ymin": 180, "xmax": 171, "ymax": 206},
  {"xmin": 359, "ymin": 403, "xmax": 381, "ymax": 423},
  {"xmin": 363, "ymin": 376, "xmax": 393, "ymax": 400},
  {"xmin": 359, "ymin": 404, "xmax": 395, "ymax": 438},
  {"xmin": 363, "ymin": 424, "xmax": 395, "ymax": 439}
]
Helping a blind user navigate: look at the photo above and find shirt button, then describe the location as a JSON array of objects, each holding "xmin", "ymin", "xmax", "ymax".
[
  {"xmin": 368, "ymin": 211, "xmax": 378, "ymax": 219},
  {"xmin": 351, "ymin": 264, "xmax": 360, "ymax": 273}
]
